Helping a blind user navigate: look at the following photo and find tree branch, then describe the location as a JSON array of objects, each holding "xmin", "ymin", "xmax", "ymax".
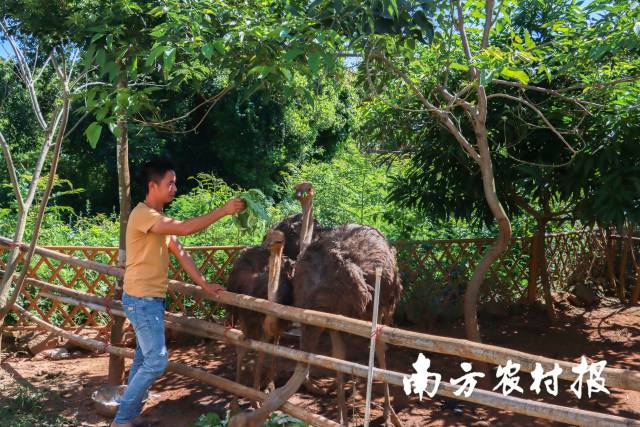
[
  {"xmin": 63, "ymin": 112, "xmax": 90, "ymax": 139},
  {"xmin": 0, "ymin": 19, "xmax": 48, "ymax": 130},
  {"xmin": 0, "ymin": 131, "xmax": 24, "ymax": 210},
  {"xmin": 453, "ymin": 0, "xmax": 473, "ymax": 63},
  {"xmin": 365, "ymin": 52, "xmax": 429, "ymax": 114},
  {"xmin": 33, "ymin": 53, "xmax": 52, "ymax": 83},
  {"xmin": 23, "ymin": 105, "xmax": 64, "ymax": 208},
  {"xmin": 482, "ymin": 0, "xmax": 495, "ymax": 49},
  {"xmin": 555, "ymin": 76, "xmax": 640, "ymax": 93},
  {"xmin": 487, "ymin": 93, "xmax": 576, "ymax": 155},
  {"xmin": 132, "ymin": 84, "xmax": 234, "ymax": 132},
  {"xmin": 371, "ymin": 52, "xmax": 481, "ymax": 161},
  {"xmin": 492, "ymin": 79, "xmax": 593, "ymax": 114}
]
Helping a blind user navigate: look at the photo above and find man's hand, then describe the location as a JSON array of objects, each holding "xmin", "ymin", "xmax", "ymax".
[
  {"xmin": 203, "ymin": 283, "xmax": 225, "ymax": 298},
  {"xmin": 220, "ymin": 198, "xmax": 246, "ymax": 216}
]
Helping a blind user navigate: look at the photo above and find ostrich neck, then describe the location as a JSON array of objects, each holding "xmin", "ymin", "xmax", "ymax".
[
  {"xmin": 299, "ymin": 198, "xmax": 314, "ymax": 253},
  {"xmin": 267, "ymin": 246, "xmax": 283, "ymax": 302}
]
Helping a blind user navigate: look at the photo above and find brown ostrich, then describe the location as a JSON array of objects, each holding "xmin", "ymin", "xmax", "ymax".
[
  {"xmin": 225, "ymin": 229, "xmax": 294, "ymax": 404},
  {"xmin": 293, "ymin": 223, "xmax": 404, "ymax": 426},
  {"xmin": 231, "ymin": 190, "xmax": 403, "ymax": 427}
]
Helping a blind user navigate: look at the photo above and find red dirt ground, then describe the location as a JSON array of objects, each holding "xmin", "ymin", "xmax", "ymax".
[{"xmin": 1, "ymin": 294, "xmax": 638, "ymax": 426}]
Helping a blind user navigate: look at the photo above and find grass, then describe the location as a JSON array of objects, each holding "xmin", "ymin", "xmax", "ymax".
[
  {"xmin": 192, "ymin": 411, "xmax": 309, "ymax": 427},
  {"xmin": 0, "ymin": 384, "xmax": 72, "ymax": 427}
]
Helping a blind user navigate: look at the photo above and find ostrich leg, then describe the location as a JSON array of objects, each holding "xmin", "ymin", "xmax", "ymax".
[
  {"xmin": 301, "ymin": 325, "xmax": 327, "ymax": 395},
  {"xmin": 231, "ymin": 345, "xmax": 248, "ymax": 413},
  {"xmin": 266, "ymin": 337, "xmax": 280, "ymax": 392},
  {"xmin": 375, "ymin": 341, "xmax": 403, "ymax": 427},
  {"xmin": 252, "ymin": 349, "xmax": 266, "ymax": 408},
  {"xmin": 330, "ymin": 331, "xmax": 349, "ymax": 426}
]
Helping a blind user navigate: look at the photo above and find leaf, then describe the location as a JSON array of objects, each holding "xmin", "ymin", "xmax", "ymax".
[
  {"xmin": 202, "ymin": 43, "xmax": 214, "ymax": 60},
  {"xmin": 283, "ymin": 47, "xmax": 303, "ymax": 62},
  {"xmin": 95, "ymin": 49, "xmax": 106, "ymax": 67},
  {"xmin": 213, "ymin": 39, "xmax": 226, "ymax": 55},
  {"xmin": 240, "ymin": 81, "xmax": 263, "ymax": 103},
  {"xmin": 108, "ymin": 121, "xmax": 121, "ymax": 138},
  {"xmin": 163, "ymin": 47, "xmax": 176, "ymax": 79},
  {"xmin": 146, "ymin": 43, "xmax": 166, "ymax": 66},
  {"xmin": 280, "ymin": 67, "xmax": 293, "ymax": 81},
  {"xmin": 307, "ymin": 51, "xmax": 322, "ymax": 74},
  {"xmin": 90, "ymin": 33, "xmax": 103, "ymax": 44},
  {"xmin": 234, "ymin": 189, "xmax": 271, "ymax": 234},
  {"xmin": 538, "ymin": 64, "xmax": 552, "ymax": 83},
  {"xmin": 500, "ymin": 67, "xmax": 529, "ymax": 84},
  {"xmin": 85, "ymin": 122, "xmax": 102, "ymax": 149},
  {"xmin": 95, "ymin": 105, "xmax": 109, "ymax": 122},
  {"xmin": 480, "ymin": 68, "xmax": 496, "ymax": 85},
  {"xmin": 449, "ymin": 62, "xmax": 468, "ymax": 72},
  {"xmin": 248, "ymin": 65, "xmax": 273, "ymax": 79}
]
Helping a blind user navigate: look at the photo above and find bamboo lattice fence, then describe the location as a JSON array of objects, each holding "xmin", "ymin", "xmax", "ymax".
[
  {"xmin": 0, "ymin": 230, "xmax": 601, "ymax": 329},
  {"xmin": 1, "ymin": 234, "xmax": 639, "ymax": 427}
]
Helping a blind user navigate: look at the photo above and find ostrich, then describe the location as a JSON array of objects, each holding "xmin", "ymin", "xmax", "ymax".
[
  {"xmin": 226, "ymin": 229, "xmax": 294, "ymax": 404},
  {"xmin": 293, "ymin": 223, "xmax": 404, "ymax": 426},
  {"xmin": 232, "ymin": 190, "xmax": 403, "ymax": 427},
  {"xmin": 225, "ymin": 183, "xmax": 318, "ymax": 407}
]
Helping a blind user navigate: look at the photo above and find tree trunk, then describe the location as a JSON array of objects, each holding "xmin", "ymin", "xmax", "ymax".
[
  {"xmin": 618, "ymin": 224, "xmax": 632, "ymax": 302},
  {"xmin": 603, "ymin": 228, "xmax": 623, "ymax": 301},
  {"xmin": 628, "ymin": 229, "xmax": 640, "ymax": 305},
  {"xmin": 108, "ymin": 73, "xmax": 131, "ymax": 385},
  {"xmin": 536, "ymin": 221, "xmax": 556, "ymax": 320},
  {"xmin": 464, "ymin": 87, "xmax": 513, "ymax": 343},
  {"xmin": 0, "ymin": 94, "xmax": 70, "ymax": 323},
  {"xmin": 0, "ymin": 216, "xmax": 28, "ymax": 305},
  {"xmin": 632, "ymin": 266, "xmax": 640, "ymax": 305},
  {"xmin": 526, "ymin": 227, "xmax": 542, "ymax": 304},
  {"xmin": 0, "ymin": 107, "xmax": 62, "ymax": 308}
]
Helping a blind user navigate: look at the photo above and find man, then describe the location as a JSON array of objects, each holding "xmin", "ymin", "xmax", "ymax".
[{"xmin": 112, "ymin": 157, "xmax": 245, "ymax": 427}]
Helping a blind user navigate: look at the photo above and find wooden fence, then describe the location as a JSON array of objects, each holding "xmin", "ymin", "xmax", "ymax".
[
  {"xmin": 0, "ymin": 231, "xmax": 602, "ymax": 329},
  {"xmin": 1, "ymin": 236, "xmax": 639, "ymax": 427}
]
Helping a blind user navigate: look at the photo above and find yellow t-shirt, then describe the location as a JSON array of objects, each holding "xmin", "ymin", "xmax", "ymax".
[{"xmin": 123, "ymin": 202, "xmax": 171, "ymax": 298}]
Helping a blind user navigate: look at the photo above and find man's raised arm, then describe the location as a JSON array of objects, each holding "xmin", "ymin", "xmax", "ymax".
[{"xmin": 150, "ymin": 198, "xmax": 244, "ymax": 236}]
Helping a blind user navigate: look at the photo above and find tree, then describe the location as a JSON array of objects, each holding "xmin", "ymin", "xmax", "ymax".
[
  {"xmin": 0, "ymin": 20, "xmax": 77, "ymax": 325},
  {"xmin": 329, "ymin": 0, "xmax": 640, "ymax": 342},
  {"xmin": 370, "ymin": 0, "xmax": 640, "ymax": 312}
]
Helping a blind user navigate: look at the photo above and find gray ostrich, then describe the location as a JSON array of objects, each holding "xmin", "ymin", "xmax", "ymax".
[
  {"xmin": 293, "ymin": 223, "xmax": 404, "ymax": 426},
  {"xmin": 226, "ymin": 229, "xmax": 294, "ymax": 406},
  {"xmin": 232, "ymin": 186, "xmax": 404, "ymax": 427}
]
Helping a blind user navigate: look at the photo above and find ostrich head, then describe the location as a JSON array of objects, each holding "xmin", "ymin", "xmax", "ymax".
[
  {"xmin": 294, "ymin": 182, "xmax": 315, "ymax": 254},
  {"xmin": 263, "ymin": 229, "xmax": 285, "ymax": 339}
]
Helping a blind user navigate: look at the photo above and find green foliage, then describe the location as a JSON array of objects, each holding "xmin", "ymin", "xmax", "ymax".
[
  {"xmin": 192, "ymin": 411, "xmax": 308, "ymax": 427},
  {"xmin": 234, "ymin": 189, "xmax": 271, "ymax": 235},
  {"xmin": 358, "ymin": 0, "xmax": 640, "ymax": 232}
]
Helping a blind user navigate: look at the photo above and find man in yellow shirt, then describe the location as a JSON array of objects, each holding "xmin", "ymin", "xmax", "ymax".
[{"xmin": 112, "ymin": 157, "xmax": 244, "ymax": 427}]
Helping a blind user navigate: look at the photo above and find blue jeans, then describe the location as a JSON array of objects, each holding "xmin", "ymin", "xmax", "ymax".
[{"xmin": 114, "ymin": 292, "xmax": 168, "ymax": 424}]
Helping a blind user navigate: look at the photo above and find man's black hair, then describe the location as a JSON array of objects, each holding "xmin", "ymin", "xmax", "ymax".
[{"xmin": 139, "ymin": 156, "xmax": 176, "ymax": 195}]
